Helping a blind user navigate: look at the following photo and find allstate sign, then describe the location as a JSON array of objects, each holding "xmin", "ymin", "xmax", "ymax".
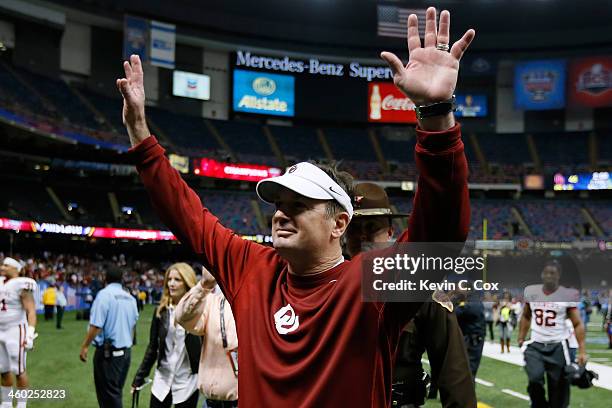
[{"xmin": 233, "ymin": 69, "xmax": 295, "ymax": 117}]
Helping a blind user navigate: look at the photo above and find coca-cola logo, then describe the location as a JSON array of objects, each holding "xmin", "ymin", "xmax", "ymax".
[{"xmin": 382, "ymin": 95, "xmax": 415, "ymax": 111}]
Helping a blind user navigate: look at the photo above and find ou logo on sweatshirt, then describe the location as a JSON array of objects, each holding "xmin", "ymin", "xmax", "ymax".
[{"xmin": 274, "ymin": 304, "xmax": 300, "ymax": 335}]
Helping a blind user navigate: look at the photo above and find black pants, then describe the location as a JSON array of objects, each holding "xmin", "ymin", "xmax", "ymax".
[
  {"xmin": 44, "ymin": 305, "xmax": 54, "ymax": 320},
  {"xmin": 524, "ymin": 341, "xmax": 570, "ymax": 408},
  {"xmin": 56, "ymin": 306, "xmax": 64, "ymax": 328},
  {"xmin": 205, "ymin": 400, "xmax": 238, "ymax": 408},
  {"xmin": 93, "ymin": 347, "xmax": 131, "ymax": 408},
  {"xmin": 150, "ymin": 390, "xmax": 198, "ymax": 408},
  {"xmin": 486, "ymin": 321, "xmax": 494, "ymax": 340},
  {"xmin": 463, "ymin": 334, "xmax": 485, "ymax": 379}
]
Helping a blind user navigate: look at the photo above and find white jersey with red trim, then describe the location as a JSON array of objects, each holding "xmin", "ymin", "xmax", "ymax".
[
  {"xmin": 524, "ymin": 284, "xmax": 579, "ymax": 343},
  {"xmin": 0, "ymin": 277, "xmax": 37, "ymax": 328}
]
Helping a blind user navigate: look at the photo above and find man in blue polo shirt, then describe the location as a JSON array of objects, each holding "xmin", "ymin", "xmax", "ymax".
[{"xmin": 79, "ymin": 266, "xmax": 138, "ymax": 408}]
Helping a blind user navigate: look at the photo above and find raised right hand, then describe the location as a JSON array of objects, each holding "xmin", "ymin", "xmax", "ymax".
[{"xmin": 116, "ymin": 54, "xmax": 150, "ymax": 146}]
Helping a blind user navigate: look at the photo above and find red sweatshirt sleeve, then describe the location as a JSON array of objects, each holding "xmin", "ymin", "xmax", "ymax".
[
  {"xmin": 385, "ymin": 124, "xmax": 470, "ymax": 329},
  {"xmin": 128, "ymin": 136, "xmax": 275, "ymax": 301},
  {"xmin": 398, "ymin": 123, "xmax": 470, "ymax": 243}
]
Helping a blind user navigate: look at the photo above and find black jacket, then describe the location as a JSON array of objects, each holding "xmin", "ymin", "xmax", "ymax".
[
  {"xmin": 394, "ymin": 301, "xmax": 476, "ymax": 408},
  {"xmin": 133, "ymin": 307, "xmax": 202, "ymax": 387}
]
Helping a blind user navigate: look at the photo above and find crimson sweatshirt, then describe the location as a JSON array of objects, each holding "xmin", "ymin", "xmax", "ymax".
[{"xmin": 129, "ymin": 124, "xmax": 470, "ymax": 407}]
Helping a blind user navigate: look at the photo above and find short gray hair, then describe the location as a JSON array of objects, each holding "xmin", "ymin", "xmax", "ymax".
[{"xmin": 310, "ymin": 161, "xmax": 354, "ymax": 219}]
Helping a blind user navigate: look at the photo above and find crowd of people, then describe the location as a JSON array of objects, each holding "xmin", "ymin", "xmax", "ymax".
[{"xmin": 0, "ymin": 251, "xmax": 173, "ymax": 313}]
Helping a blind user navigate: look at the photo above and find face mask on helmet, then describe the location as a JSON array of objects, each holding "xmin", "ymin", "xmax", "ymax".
[{"xmin": 564, "ymin": 363, "xmax": 599, "ymax": 389}]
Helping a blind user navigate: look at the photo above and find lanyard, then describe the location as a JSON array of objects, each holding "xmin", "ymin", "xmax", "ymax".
[{"xmin": 220, "ymin": 297, "xmax": 227, "ymax": 349}]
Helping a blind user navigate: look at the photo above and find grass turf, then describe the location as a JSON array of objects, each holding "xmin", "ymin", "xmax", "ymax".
[
  {"xmin": 25, "ymin": 307, "xmax": 155, "ymax": 408},
  {"xmin": 16, "ymin": 305, "xmax": 612, "ymax": 407},
  {"xmin": 424, "ymin": 357, "xmax": 611, "ymax": 408}
]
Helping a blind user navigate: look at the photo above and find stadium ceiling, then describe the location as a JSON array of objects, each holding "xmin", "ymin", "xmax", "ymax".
[{"xmin": 31, "ymin": 0, "xmax": 612, "ymax": 56}]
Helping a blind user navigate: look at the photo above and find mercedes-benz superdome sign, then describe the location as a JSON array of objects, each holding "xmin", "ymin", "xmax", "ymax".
[{"xmin": 235, "ymin": 50, "xmax": 393, "ymax": 82}]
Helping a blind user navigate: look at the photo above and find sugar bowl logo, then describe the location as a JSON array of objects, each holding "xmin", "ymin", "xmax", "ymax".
[
  {"xmin": 576, "ymin": 63, "xmax": 611, "ymax": 95},
  {"xmin": 523, "ymin": 70, "xmax": 557, "ymax": 101},
  {"xmin": 252, "ymin": 77, "xmax": 277, "ymax": 96}
]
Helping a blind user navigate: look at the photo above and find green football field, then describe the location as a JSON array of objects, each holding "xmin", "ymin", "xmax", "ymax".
[{"xmin": 15, "ymin": 305, "xmax": 612, "ymax": 407}]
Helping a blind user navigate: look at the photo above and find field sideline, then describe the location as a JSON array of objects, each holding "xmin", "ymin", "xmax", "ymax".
[{"xmin": 19, "ymin": 305, "xmax": 612, "ymax": 407}]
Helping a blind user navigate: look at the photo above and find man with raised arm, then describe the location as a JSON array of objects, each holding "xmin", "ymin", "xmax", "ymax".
[{"xmin": 119, "ymin": 7, "xmax": 474, "ymax": 407}]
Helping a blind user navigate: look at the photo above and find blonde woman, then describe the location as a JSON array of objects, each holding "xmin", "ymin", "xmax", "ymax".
[{"xmin": 132, "ymin": 263, "xmax": 201, "ymax": 408}]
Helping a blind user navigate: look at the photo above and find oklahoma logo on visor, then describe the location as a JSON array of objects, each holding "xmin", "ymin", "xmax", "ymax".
[{"xmin": 256, "ymin": 162, "xmax": 354, "ymax": 219}]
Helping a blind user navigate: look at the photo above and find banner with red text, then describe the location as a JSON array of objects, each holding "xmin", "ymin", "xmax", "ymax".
[
  {"xmin": 367, "ymin": 82, "xmax": 417, "ymax": 123},
  {"xmin": 194, "ymin": 158, "xmax": 282, "ymax": 182}
]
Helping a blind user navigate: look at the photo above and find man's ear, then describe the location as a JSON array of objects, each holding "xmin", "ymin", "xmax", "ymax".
[
  {"xmin": 331, "ymin": 212, "xmax": 351, "ymax": 239},
  {"xmin": 387, "ymin": 226, "xmax": 394, "ymax": 241}
]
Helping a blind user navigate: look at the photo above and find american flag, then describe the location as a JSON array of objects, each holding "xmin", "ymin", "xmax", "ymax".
[{"xmin": 377, "ymin": 5, "xmax": 426, "ymax": 38}]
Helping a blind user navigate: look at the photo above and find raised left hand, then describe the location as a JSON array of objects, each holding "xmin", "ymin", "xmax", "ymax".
[{"xmin": 381, "ymin": 7, "xmax": 475, "ymax": 106}]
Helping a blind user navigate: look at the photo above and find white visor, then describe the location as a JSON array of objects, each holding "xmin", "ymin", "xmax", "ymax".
[
  {"xmin": 3, "ymin": 257, "xmax": 23, "ymax": 272},
  {"xmin": 256, "ymin": 162, "xmax": 353, "ymax": 219}
]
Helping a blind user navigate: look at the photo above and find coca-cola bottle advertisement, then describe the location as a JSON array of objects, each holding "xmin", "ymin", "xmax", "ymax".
[{"xmin": 367, "ymin": 82, "xmax": 417, "ymax": 123}]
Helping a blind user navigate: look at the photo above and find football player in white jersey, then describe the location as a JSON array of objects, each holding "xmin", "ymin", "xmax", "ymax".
[
  {"xmin": 517, "ymin": 259, "xmax": 586, "ymax": 408},
  {"xmin": 0, "ymin": 257, "xmax": 38, "ymax": 408}
]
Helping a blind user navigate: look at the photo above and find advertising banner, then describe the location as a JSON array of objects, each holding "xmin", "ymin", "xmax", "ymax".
[
  {"xmin": 0, "ymin": 218, "xmax": 177, "ymax": 241},
  {"xmin": 169, "ymin": 153, "xmax": 190, "ymax": 174},
  {"xmin": 91, "ymin": 228, "xmax": 176, "ymax": 241},
  {"xmin": 150, "ymin": 20, "xmax": 175, "ymax": 69},
  {"xmin": 553, "ymin": 172, "xmax": 612, "ymax": 191},
  {"xmin": 568, "ymin": 56, "xmax": 612, "ymax": 107},
  {"xmin": 234, "ymin": 50, "xmax": 392, "ymax": 82},
  {"xmin": 514, "ymin": 60, "xmax": 566, "ymax": 110},
  {"xmin": 0, "ymin": 218, "xmax": 270, "ymax": 241},
  {"xmin": 194, "ymin": 158, "xmax": 282, "ymax": 182},
  {"xmin": 367, "ymin": 82, "xmax": 416, "ymax": 123},
  {"xmin": 0, "ymin": 218, "xmax": 31, "ymax": 232},
  {"xmin": 455, "ymin": 94, "xmax": 488, "ymax": 117},
  {"xmin": 233, "ymin": 69, "xmax": 295, "ymax": 117},
  {"xmin": 123, "ymin": 15, "xmax": 148, "ymax": 62},
  {"xmin": 523, "ymin": 175, "xmax": 544, "ymax": 190},
  {"xmin": 173, "ymin": 70, "xmax": 211, "ymax": 100}
]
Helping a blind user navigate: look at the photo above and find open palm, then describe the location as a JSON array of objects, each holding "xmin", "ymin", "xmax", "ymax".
[{"xmin": 381, "ymin": 8, "xmax": 475, "ymax": 106}]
